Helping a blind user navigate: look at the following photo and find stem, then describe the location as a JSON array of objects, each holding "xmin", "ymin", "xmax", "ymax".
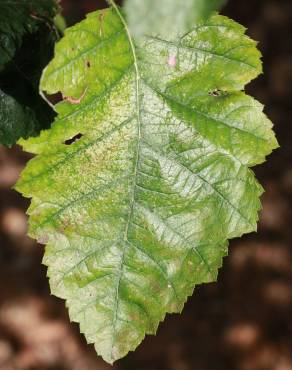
[{"xmin": 107, "ymin": 0, "xmax": 142, "ymax": 241}]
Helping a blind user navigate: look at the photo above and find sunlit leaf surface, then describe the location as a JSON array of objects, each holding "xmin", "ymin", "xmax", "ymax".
[{"xmin": 16, "ymin": 6, "xmax": 278, "ymax": 364}]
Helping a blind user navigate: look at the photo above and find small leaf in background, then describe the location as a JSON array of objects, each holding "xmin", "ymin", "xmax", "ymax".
[
  {"xmin": 0, "ymin": 0, "xmax": 60, "ymax": 67},
  {"xmin": 16, "ymin": 5, "xmax": 278, "ymax": 365},
  {"xmin": 124, "ymin": 0, "xmax": 226, "ymax": 39},
  {"xmin": 0, "ymin": 89, "xmax": 39, "ymax": 147},
  {"xmin": 0, "ymin": 0, "xmax": 61, "ymax": 146}
]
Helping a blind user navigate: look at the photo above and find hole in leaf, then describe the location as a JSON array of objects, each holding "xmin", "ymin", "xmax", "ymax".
[
  {"xmin": 45, "ymin": 91, "xmax": 63, "ymax": 105},
  {"xmin": 64, "ymin": 133, "xmax": 83, "ymax": 145}
]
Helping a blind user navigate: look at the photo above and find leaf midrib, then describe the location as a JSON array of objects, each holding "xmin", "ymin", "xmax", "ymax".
[{"xmin": 107, "ymin": 1, "xmax": 142, "ymax": 362}]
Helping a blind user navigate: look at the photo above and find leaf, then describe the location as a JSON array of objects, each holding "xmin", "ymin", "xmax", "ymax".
[
  {"xmin": 0, "ymin": 89, "xmax": 39, "ymax": 146},
  {"xmin": 0, "ymin": 0, "xmax": 60, "ymax": 67},
  {"xmin": 0, "ymin": 0, "xmax": 59, "ymax": 146},
  {"xmin": 15, "ymin": 6, "xmax": 278, "ymax": 364},
  {"xmin": 124, "ymin": 0, "xmax": 226, "ymax": 39}
]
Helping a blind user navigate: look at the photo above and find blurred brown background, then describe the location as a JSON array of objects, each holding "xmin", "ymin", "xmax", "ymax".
[{"xmin": 0, "ymin": 0, "xmax": 291, "ymax": 369}]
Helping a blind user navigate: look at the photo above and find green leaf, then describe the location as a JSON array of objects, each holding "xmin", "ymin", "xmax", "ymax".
[
  {"xmin": 124, "ymin": 0, "xmax": 226, "ymax": 39},
  {"xmin": 15, "ymin": 6, "xmax": 278, "ymax": 364},
  {"xmin": 0, "ymin": 89, "xmax": 39, "ymax": 146},
  {"xmin": 0, "ymin": 0, "xmax": 59, "ymax": 146},
  {"xmin": 0, "ymin": 0, "xmax": 60, "ymax": 67}
]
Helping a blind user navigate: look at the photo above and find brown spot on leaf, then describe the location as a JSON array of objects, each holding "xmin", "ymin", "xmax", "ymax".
[{"xmin": 209, "ymin": 89, "xmax": 222, "ymax": 97}]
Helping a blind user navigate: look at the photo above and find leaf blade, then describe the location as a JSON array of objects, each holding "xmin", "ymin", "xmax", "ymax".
[{"xmin": 16, "ymin": 8, "xmax": 278, "ymax": 364}]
